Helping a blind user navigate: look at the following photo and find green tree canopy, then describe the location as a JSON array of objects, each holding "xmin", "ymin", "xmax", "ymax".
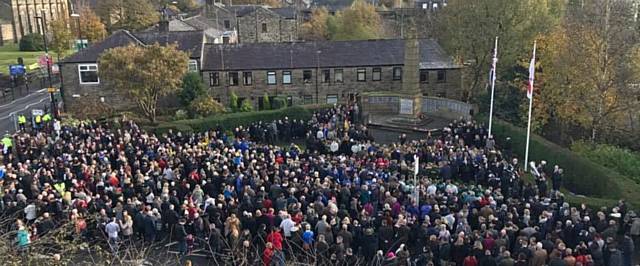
[
  {"xmin": 99, "ymin": 44, "xmax": 189, "ymax": 122},
  {"xmin": 98, "ymin": 0, "xmax": 159, "ymax": 32}
]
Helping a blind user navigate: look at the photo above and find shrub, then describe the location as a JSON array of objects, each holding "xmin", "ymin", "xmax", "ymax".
[
  {"xmin": 239, "ymin": 99, "xmax": 254, "ymax": 112},
  {"xmin": 272, "ymin": 96, "xmax": 287, "ymax": 110},
  {"xmin": 19, "ymin": 33, "xmax": 45, "ymax": 51},
  {"xmin": 229, "ymin": 91, "xmax": 239, "ymax": 111},
  {"xmin": 189, "ymin": 95, "xmax": 225, "ymax": 117},
  {"xmin": 262, "ymin": 93, "xmax": 271, "ymax": 110},
  {"xmin": 178, "ymin": 73, "xmax": 206, "ymax": 107},
  {"xmin": 174, "ymin": 109, "xmax": 189, "ymax": 120},
  {"xmin": 571, "ymin": 141, "xmax": 640, "ymax": 184}
]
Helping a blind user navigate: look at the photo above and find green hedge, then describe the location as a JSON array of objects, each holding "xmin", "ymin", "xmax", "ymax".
[
  {"xmin": 150, "ymin": 104, "xmax": 331, "ymax": 135},
  {"xmin": 571, "ymin": 141, "xmax": 640, "ymax": 184},
  {"xmin": 486, "ymin": 118, "xmax": 637, "ymax": 200}
]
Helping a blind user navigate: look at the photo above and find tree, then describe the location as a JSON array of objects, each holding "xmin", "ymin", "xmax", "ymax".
[
  {"xmin": 434, "ymin": 0, "xmax": 563, "ymax": 101},
  {"xmin": 329, "ymin": 0, "xmax": 382, "ymax": 40},
  {"xmin": 49, "ymin": 17, "xmax": 73, "ymax": 60},
  {"xmin": 98, "ymin": 0, "xmax": 159, "ymax": 32},
  {"xmin": 179, "ymin": 72, "xmax": 206, "ymax": 107},
  {"xmin": 99, "ymin": 44, "xmax": 189, "ymax": 122},
  {"xmin": 538, "ymin": 0, "xmax": 640, "ymax": 142},
  {"xmin": 76, "ymin": 6, "xmax": 107, "ymax": 43},
  {"xmin": 301, "ymin": 7, "xmax": 330, "ymax": 41},
  {"xmin": 19, "ymin": 33, "xmax": 44, "ymax": 51}
]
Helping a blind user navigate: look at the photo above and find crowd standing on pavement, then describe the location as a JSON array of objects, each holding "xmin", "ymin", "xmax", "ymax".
[{"xmin": 0, "ymin": 104, "xmax": 638, "ymax": 266}]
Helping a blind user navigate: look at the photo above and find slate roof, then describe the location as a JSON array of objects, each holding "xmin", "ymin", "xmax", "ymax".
[
  {"xmin": 63, "ymin": 30, "xmax": 204, "ymax": 63},
  {"xmin": 223, "ymin": 5, "xmax": 296, "ymax": 19},
  {"xmin": 202, "ymin": 39, "xmax": 460, "ymax": 71}
]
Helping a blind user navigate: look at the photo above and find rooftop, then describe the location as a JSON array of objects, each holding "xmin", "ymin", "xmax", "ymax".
[{"xmin": 202, "ymin": 39, "xmax": 460, "ymax": 71}]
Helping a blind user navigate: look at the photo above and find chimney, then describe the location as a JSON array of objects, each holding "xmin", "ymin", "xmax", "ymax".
[{"xmin": 159, "ymin": 20, "xmax": 170, "ymax": 33}]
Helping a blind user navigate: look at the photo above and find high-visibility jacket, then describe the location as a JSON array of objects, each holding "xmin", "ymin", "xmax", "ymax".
[
  {"xmin": 43, "ymin": 114, "xmax": 52, "ymax": 122},
  {"xmin": 35, "ymin": 115, "xmax": 42, "ymax": 124},
  {"xmin": 18, "ymin": 115, "xmax": 27, "ymax": 124},
  {"xmin": 1, "ymin": 136, "xmax": 12, "ymax": 148}
]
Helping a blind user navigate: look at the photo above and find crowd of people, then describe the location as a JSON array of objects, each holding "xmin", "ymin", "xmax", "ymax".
[{"xmin": 0, "ymin": 104, "xmax": 638, "ymax": 266}]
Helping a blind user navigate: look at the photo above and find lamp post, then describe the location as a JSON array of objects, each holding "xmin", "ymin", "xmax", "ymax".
[{"xmin": 35, "ymin": 10, "xmax": 55, "ymax": 116}]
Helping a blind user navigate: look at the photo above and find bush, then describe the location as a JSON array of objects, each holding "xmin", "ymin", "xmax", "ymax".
[
  {"xmin": 178, "ymin": 73, "xmax": 206, "ymax": 107},
  {"xmin": 19, "ymin": 33, "xmax": 45, "ymax": 51},
  {"xmin": 262, "ymin": 93, "xmax": 271, "ymax": 110},
  {"xmin": 174, "ymin": 109, "xmax": 189, "ymax": 120},
  {"xmin": 189, "ymin": 95, "xmax": 225, "ymax": 117},
  {"xmin": 229, "ymin": 91, "xmax": 239, "ymax": 111},
  {"xmin": 239, "ymin": 99, "xmax": 254, "ymax": 112},
  {"xmin": 272, "ymin": 96, "xmax": 287, "ymax": 110},
  {"xmin": 484, "ymin": 117, "xmax": 623, "ymax": 198},
  {"xmin": 571, "ymin": 141, "xmax": 640, "ymax": 184}
]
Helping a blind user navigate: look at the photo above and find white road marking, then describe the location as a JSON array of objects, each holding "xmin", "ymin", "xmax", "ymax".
[
  {"xmin": 1, "ymin": 96, "xmax": 49, "ymax": 119},
  {"xmin": 0, "ymin": 89, "xmax": 47, "ymax": 108}
]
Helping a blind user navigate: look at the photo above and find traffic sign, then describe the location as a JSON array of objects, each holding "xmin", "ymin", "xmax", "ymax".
[
  {"xmin": 32, "ymin": 109, "xmax": 44, "ymax": 116},
  {"xmin": 47, "ymin": 87, "xmax": 57, "ymax": 93},
  {"xmin": 9, "ymin": 64, "xmax": 26, "ymax": 76}
]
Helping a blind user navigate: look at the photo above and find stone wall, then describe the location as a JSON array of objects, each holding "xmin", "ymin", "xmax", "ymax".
[
  {"xmin": 10, "ymin": 0, "xmax": 69, "ymax": 41},
  {"xmin": 361, "ymin": 94, "xmax": 473, "ymax": 119},
  {"xmin": 237, "ymin": 8, "xmax": 297, "ymax": 43}
]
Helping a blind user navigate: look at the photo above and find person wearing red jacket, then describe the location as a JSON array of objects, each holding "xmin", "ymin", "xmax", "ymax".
[
  {"xmin": 266, "ymin": 227, "xmax": 283, "ymax": 251},
  {"xmin": 263, "ymin": 242, "xmax": 274, "ymax": 266}
]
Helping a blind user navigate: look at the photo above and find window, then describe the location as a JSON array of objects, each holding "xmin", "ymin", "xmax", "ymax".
[
  {"xmin": 303, "ymin": 95, "xmax": 313, "ymax": 104},
  {"xmin": 334, "ymin": 69, "xmax": 343, "ymax": 83},
  {"xmin": 356, "ymin": 68, "xmax": 366, "ymax": 82},
  {"xmin": 209, "ymin": 72, "xmax": 220, "ymax": 86},
  {"xmin": 188, "ymin": 60, "xmax": 198, "ymax": 72},
  {"xmin": 224, "ymin": 20, "xmax": 230, "ymax": 29},
  {"xmin": 420, "ymin": 70, "xmax": 429, "ymax": 83},
  {"xmin": 303, "ymin": 70, "xmax": 312, "ymax": 83},
  {"xmin": 243, "ymin": 72, "xmax": 252, "ymax": 85},
  {"xmin": 261, "ymin": 23, "xmax": 267, "ymax": 33},
  {"xmin": 267, "ymin": 71, "xmax": 276, "ymax": 85},
  {"xmin": 78, "ymin": 64, "xmax": 99, "ymax": 84},
  {"xmin": 372, "ymin": 67, "xmax": 381, "ymax": 81},
  {"xmin": 437, "ymin": 70, "xmax": 446, "ymax": 83},
  {"xmin": 393, "ymin": 67, "xmax": 403, "ymax": 80},
  {"xmin": 283, "ymin": 71, "xmax": 292, "ymax": 84},
  {"xmin": 326, "ymin": 94, "xmax": 338, "ymax": 104},
  {"xmin": 321, "ymin": 69, "xmax": 330, "ymax": 83},
  {"xmin": 228, "ymin": 72, "xmax": 239, "ymax": 86}
]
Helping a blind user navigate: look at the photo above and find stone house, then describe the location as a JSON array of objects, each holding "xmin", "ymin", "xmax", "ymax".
[
  {"xmin": 60, "ymin": 30, "xmax": 205, "ymax": 111},
  {"xmin": 201, "ymin": 38, "xmax": 462, "ymax": 109},
  {"xmin": 205, "ymin": 3, "xmax": 299, "ymax": 43},
  {"xmin": 1, "ymin": 0, "xmax": 69, "ymax": 44}
]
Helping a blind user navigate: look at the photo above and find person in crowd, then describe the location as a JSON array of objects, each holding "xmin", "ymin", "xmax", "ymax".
[{"xmin": 0, "ymin": 104, "xmax": 635, "ymax": 266}]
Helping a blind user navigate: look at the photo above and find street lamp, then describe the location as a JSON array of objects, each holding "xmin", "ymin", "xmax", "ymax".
[{"xmin": 35, "ymin": 10, "xmax": 56, "ymax": 117}]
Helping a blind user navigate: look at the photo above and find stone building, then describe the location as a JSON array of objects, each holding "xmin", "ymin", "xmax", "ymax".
[
  {"xmin": 0, "ymin": 0, "xmax": 69, "ymax": 43},
  {"xmin": 205, "ymin": 2, "xmax": 299, "ymax": 43},
  {"xmin": 60, "ymin": 30, "xmax": 205, "ymax": 111},
  {"xmin": 201, "ymin": 38, "xmax": 462, "ymax": 108}
]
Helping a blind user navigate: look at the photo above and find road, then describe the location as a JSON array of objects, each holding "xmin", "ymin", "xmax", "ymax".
[{"xmin": 0, "ymin": 88, "xmax": 50, "ymax": 133}]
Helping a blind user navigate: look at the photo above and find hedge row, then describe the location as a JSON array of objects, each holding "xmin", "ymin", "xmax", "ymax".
[
  {"xmin": 151, "ymin": 104, "xmax": 331, "ymax": 135},
  {"xmin": 486, "ymin": 118, "xmax": 640, "ymax": 200}
]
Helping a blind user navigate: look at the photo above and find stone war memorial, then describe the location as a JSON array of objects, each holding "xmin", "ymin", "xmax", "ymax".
[{"xmin": 361, "ymin": 20, "xmax": 474, "ymax": 133}]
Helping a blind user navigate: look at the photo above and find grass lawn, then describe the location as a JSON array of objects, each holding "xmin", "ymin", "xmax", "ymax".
[
  {"xmin": 0, "ymin": 43, "xmax": 73, "ymax": 75},
  {"xmin": 0, "ymin": 43, "xmax": 43, "ymax": 75}
]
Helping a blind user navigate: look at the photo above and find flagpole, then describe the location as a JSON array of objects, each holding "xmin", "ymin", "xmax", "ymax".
[
  {"xmin": 524, "ymin": 41, "xmax": 537, "ymax": 171},
  {"xmin": 414, "ymin": 154, "xmax": 419, "ymax": 207},
  {"xmin": 488, "ymin": 36, "xmax": 498, "ymax": 138}
]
